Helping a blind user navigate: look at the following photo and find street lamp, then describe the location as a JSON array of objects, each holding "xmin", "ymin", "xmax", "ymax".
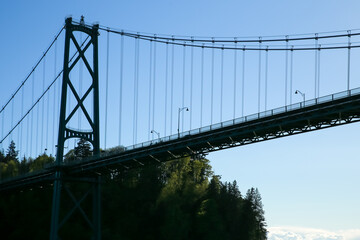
[
  {"xmin": 295, "ymin": 90, "xmax": 305, "ymax": 107},
  {"xmin": 151, "ymin": 130, "xmax": 160, "ymax": 140},
  {"xmin": 178, "ymin": 107, "xmax": 189, "ymax": 138}
]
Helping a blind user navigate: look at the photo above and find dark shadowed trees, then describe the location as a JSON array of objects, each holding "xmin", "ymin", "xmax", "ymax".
[{"xmin": 0, "ymin": 143, "xmax": 268, "ymax": 240}]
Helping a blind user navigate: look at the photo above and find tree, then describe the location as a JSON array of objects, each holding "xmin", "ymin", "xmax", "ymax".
[
  {"xmin": 5, "ymin": 140, "xmax": 18, "ymax": 163},
  {"xmin": 0, "ymin": 150, "xmax": 5, "ymax": 163},
  {"xmin": 242, "ymin": 188, "xmax": 267, "ymax": 240},
  {"xmin": 0, "ymin": 153, "xmax": 268, "ymax": 239},
  {"xmin": 74, "ymin": 139, "xmax": 92, "ymax": 159},
  {"xmin": 29, "ymin": 154, "xmax": 55, "ymax": 172}
]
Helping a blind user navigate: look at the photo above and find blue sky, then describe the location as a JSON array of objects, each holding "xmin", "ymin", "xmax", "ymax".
[{"xmin": 1, "ymin": 0, "xmax": 360, "ymax": 238}]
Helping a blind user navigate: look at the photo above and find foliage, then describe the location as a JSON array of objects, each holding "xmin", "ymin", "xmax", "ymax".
[
  {"xmin": 74, "ymin": 138, "xmax": 92, "ymax": 159},
  {"xmin": 0, "ymin": 140, "xmax": 267, "ymax": 239},
  {"xmin": 4, "ymin": 140, "xmax": 18, "ymax": 163}
]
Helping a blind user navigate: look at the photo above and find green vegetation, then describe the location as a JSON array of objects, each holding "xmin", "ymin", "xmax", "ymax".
[{"xmin": 0, "ymin": 140, "xmax": 267, "ymax": 239}]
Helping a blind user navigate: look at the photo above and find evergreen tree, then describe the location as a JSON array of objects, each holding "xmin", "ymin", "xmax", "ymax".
[
  {"xmin": 0, "ymin": 154, "xmax": 268, "ymax": 239},
  {"xmin": 74, "ymin": 138, "xmax": 92, "ymax": 159},
  {"xmin": 5, "ymin": 140, "xmax": 18, "ymax": 163},
  {"xmin": 242, "ymin": 187, "xmax": 267, "ymax": 240},
  {"xmin": 0, "ymin": 150, "xmax": 5, "ymax": 163}
]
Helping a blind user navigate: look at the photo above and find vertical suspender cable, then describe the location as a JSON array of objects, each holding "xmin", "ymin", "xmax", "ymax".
[
  {"xmin": 133, "ymin": 37, "xmax": 140, "ymax": 144},
  {"xmin": 347, "ymin": 31, "xmax": 351, "ymax": 91},
  {"xmin": 290, "ymin": 46, "xmax": 293, "ymax": 105},
  {"xmin": 315, "ymin": 34, "xmax": 318, "ymax": 98},
  {"xmin": 265, "ymin": 46, "xmax": 268, "ymax": 111},
  {"xmin": 285, "ymin": 36, "xmax": 289, "ymax": 105},
  {"xmin": 105, "ymin": 30, "xmax": 110, "ymax": 149},
  {"xmin": 11, "ymin": 96, "xmax": 14, "ymax": 141},
  {"xmin": 26, "ymin": 89, "xmax": 29, "ymax": 156},
  {"xmin": 190, "ymin": 39, "xmax": 194, "ymax": 129},
  {"xmin": 20, "ymin": 87, "xmax": 24, "ymax": 157},
  {"xmin": 0, "ymin": 107, "xmax": 3, "ymax": 150},
  {"xmin": 242, "ymin": 47, "xmax": 245, "ymax": 117},
  {"xmin": 41, "ymin": 56, "xmax": 46, "ymax": 153},
  {"xmin": 57, "ymin": 58, "xmax": 62, "ymax": 150},
  {"xmin": 52, "ymin": 41, "xmax": 57, "ymax": 156},
  {"xmin": 46, "ymin": 61, "xmax": 50, "ymax": 152},
  {"xmin": 136, "ymin": 38, "xmax": 140, "ymax": 143},
  {"xmin": 220, "ymin": 45, "xmax": 224, "ymax": 122},
  {"xmin": 317, "ymin": 45, "xmax": 321, "ymax": 97},
  {"xmin": 36, "ymin": 78, "xmax": 40, "ymax": 155},
  {"xmin": 148, "ymin": 41, "xmax": 153, "ymax": 140},
  {"xmin": 119, "ymin": 34, "xmax": 124, "ymax": 145},
  {"xmin": 152, "ymin": 37, "xmax": 157, "ymax": 139},
  {"xmin": 182, "ymin": 43, "xmax": 186, "ymax": 132},
  {"xmin": 211, "ymin": 39, "xmax": 215, "ymax": 124},
  {"xmin": 18, "ymin": 87, "xmax": 24, "ymax": 157},
  {"xmin": 233, "ymin": 40, "xmax": 237, "ymax": 119},
  {"xmin": 258, "ymin": 38, "xmax": 262, "ymax": 113},
  {"xmin": 164, "ymin": 42, "xmax": 169, "ymax": 136},
  {"xmin": 200, "ymin": 45, "xmax": 204, "ymax": 126},
  {"xmin": 31, "ymin": 73, "xmax": 34, "ymax": 157},
  {"xmin": 133, "ymin": 37, "xmax": 138, "ymax": 144},
  {"xmin": 170, "ymin": 39, "xmax": 175, "ymax": 134}
]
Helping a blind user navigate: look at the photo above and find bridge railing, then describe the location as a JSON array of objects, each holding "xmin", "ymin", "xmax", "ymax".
[
  {"xmin": 124, "ymin": 87, "xmax": 360, "ymax": 152},
  {"xmin": 1, "ymin": 87, "xmax": 359, "ymax": 185}
]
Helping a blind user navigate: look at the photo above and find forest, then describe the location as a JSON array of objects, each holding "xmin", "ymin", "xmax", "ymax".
[{"xmin": 0, "ymin": 140, "xmax": 267, "ymax": 240}]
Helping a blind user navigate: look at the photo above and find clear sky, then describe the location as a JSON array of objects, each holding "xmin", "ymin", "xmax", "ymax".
[{"xmin": 1, "ymin": 1, "xmax": 360, "ymax": 239}]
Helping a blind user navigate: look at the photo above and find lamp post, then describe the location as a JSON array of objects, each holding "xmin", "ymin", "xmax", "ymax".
[
  {"xmin": 151, "ymin": 130, "xmax": 160, "ymax": 140},
  {"xmin": 178, "ymin": 107, "xmax": 189, "ymax": 138},
  {"xmin": 295, "ymin": 90, "xmax": 305, "ymax": 107}
]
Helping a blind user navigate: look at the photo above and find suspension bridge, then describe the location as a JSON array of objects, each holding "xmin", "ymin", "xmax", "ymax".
[{"xmin": 1, "ymin": 17, "xmax": 360, "ymax": 239}]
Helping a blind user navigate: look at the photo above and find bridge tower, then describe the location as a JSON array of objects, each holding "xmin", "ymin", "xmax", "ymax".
[{"xmin": 50, "ymin": 17, "xmax": 101, "ymax": 240}]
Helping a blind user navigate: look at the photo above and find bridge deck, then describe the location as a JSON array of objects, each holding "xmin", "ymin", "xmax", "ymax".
[{"xmin": 1, "ymin": 88, "xmax": 360, "ymax": 191}]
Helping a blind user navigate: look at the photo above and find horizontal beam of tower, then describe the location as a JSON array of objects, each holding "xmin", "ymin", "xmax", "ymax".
[{"xmin": 1, "ymin": 87, "xmax": 360, "ymax": 191}]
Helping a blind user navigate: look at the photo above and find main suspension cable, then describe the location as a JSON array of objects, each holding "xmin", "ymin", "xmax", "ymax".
[
  {"xmin": 0, "ymin": 26, "xmax": 64, "ymax": 115},
  {"xmin": 99, "ymin": 26, "xmax": 360, "ymax": 44},
  {"xmin": 0, "ymin": 36, "xmax": 90, "ymax": 148}
]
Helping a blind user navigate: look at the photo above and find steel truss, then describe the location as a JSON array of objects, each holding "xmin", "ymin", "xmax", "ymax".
[
  {"xmin": 1, "ymin": 90, "xmax": 360, "ymax": 190},
  {"xmin": 63, "ymin": 91, "xmax": 360, "ymax": 173}
]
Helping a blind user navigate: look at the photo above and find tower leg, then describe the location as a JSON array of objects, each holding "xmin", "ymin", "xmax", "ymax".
[
  {"xmin": 93, "ymin": 175, "xmax": 101, "ymax": 240},
  {"xmin": 50, "ymin": 171, "xmax": 62, "ymax": 240}
]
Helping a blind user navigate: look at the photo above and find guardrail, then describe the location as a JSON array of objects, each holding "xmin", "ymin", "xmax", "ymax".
[{"xmin": 124, "ymin": 87, "xmax": 360, "ymax": 151}]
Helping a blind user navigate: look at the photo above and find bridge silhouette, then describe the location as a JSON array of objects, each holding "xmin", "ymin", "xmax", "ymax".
[{"xmin": 1, "ymin": 17, "xmax": 360, "ymax": 239}]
